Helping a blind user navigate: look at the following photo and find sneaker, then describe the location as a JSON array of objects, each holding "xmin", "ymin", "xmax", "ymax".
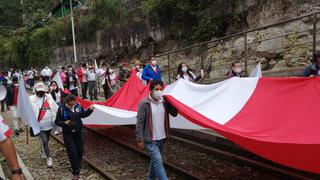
[
  {"xmin": 54, "ymin": 130, "xmax": 59, "ymax": 135},
  {"xmin": 46, "ymin": 157, "xmax": 53, "ymax": 167},
  {"xmin": 42, "ymin": 154, "xmax": 46, "ymax": 159},
  {"xmin": 72, "ymin": 175, "xmax": 79, "ymax": 180}
]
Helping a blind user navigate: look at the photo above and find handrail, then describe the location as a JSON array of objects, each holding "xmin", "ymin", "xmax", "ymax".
[{"xmin": 155, "ymin": 11, "xmax": 320, "ymax": 57}]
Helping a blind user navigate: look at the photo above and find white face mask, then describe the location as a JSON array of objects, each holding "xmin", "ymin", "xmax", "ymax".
[
  {"xmin": 234, "ymin": 68, "xmax": 241, "ymax": 74},
  {"xmin": 151, "ymin": 60, "xmax": 157, "ymax": 66},
  {"xmin": 109, "ymin": 69, "xmax": 114, "ymax": 73},
  {"xmin": 135, "ymin": 65, "xmax": 140, "ymax": 69},
  {"xmin": 182, "ymin": 66, "xmax": 188, "ymax": 72},
  {"xmin": 153, "ymin": 90, "xmax": 163, "ymax": 99}
]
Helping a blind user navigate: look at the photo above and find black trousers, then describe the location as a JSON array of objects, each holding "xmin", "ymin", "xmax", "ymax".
[
  {"xmin": 63, "ymin": 131, "xmax": 84, "ymax": 175},
  {"xmin": 102, "ymin": 83, "xmax": 113, "ymax": 100},
  {"xmin": 81, "ymin": 82, "xmax": 88, "ymax": 99}
]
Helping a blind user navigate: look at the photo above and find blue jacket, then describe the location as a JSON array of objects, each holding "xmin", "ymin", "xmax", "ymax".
[
  {"xmin": 142, "ymin": 64, "xmax": 162, "ymax": 82},
  {"xmin": 302, "ymin": 64, "xmax": 320, "ymax": 77}
]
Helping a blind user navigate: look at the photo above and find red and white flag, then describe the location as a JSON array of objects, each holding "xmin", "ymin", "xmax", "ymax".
[{"xmin": 76, "ymin": 64, "xmax": 320, "ymax": 174}]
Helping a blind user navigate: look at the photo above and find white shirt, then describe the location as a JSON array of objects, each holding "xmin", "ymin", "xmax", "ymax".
[
  {"xmin": 176, "ymin": 71, "xmax": 196, "ymax": 82},
  {"xmin": 96, "ymin": 68, "xmax": 106, "ymax": 85},
  {"xmin": 28, "ymin": 70, "xmax": 34, "ymax": 79},
  {"xmin": 150, "ymin": 97, "xmax": 166, "ymax": 140},
  {"xmin": 41, "ymin": 68, "xmax": 52, "ymax": 77},
  {"xmin": 109, "ymin": 73, "xmax": 117, "ymax": 86},
  {"xmin": 137, "ymin": 71, "xmax": 147, "ymax": 85},
  {"xmin": 34, "ymin": 96, "xmax": 54, "ymax": 131},
  {"xmin": 69, "ymin": 76, "xmax": 77, "ymax": 90},
  {"xmin": 87, "ymin": 70, "xmax": 96, "ymax": 81}
]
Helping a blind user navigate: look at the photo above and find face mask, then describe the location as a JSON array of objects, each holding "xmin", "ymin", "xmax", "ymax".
[
  {"xmin": 234, "ymin": 68, "xmax": 241, "ymax": 74},
  {"xmin": 139, "ymin": 68, "xmax": 143, "ymax": 73},
  {"xmin": 182, "ymin": 66, "xmax": 188, "ymax": 72},
  {"xmin": 135, "ymin": 65, "xmax": 140, "ymax": 69},
  {"xmin": 109, "ymin": 69, "xmax": 114, "ymax": 73},
  {"xmin": 36, "ymin": 91, "xmax": 45, "ymax": 97},
  {"xmin": 151, "ymin": 60, "xmax": 157, "ymax": 66},
  {"xmin": 51, "ymin": 86, "xmax": 57, "ymax": 90},
  {"xmin": 153, "ymin": 90, "xmax": 163, "ymax": 99},
  {"xmin": 122, "ymin": 67, "xmax": 127, "ymax": 70},
  {"xmin": 103, "ymin": 67, "xmax": 106, "ymax": 70}
]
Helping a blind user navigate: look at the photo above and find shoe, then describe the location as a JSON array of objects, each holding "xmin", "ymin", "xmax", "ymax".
[
  {"xmin": 54, "ymin": 130, "xmax": 59, "ymax": 135},
  {"xmin": 94, "ymin": 98, "xmax": 99, "ymax": 100},
  {"xmin": 42, "ymin": 154, "xmax": 46, "ymax": 159},
  {"xmin": 46, "ymin": 157, "xmax": 53, "ymax": 167},
  {"xmin": 72, "ymin": 175, "xmax": 79, "ymax": 180},
  {"xmin": 14, "ymin": 129, "xmax": 19, "ymax": 136},
  {"xmin": 18, "ymin": 128, "xmax": 24, "ymax": 133}
]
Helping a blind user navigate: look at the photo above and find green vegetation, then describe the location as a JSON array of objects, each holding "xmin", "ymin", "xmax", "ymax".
[
  {"xmin": 140, "ymin": 0, "xmax": 242, "ymax": 43},
  {"xmin": 0, "ymin": 0, "xmax": 127, "ymax": 69}
]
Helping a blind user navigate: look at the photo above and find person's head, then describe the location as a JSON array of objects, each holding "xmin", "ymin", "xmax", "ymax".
[
  {"xmin": 65, "ymin": 94, "xmax": 77, "ymax": 107},
  {"xmin": 178, "ymin": 63, "xmax": 188, "ymax": 74},
  {"xmin": 231, "ymin": 61, "xmax": 241, "ymax": 74},
  {"xmin": 12, "ymin": 76, "xmax": 18, "ymax": 85},
  {"xmin": 45, "ymin": 66, "xmax": 48, "ymax": 69},
  {"xmin": 122, "ymin": 63, "xmax": 128, "ymax": 70},
  {"xmin": 150, "ymin": 56, "xmax": 157, "ymax": 66},
  {"xmin": 89, "ymin": 66, "xmax": 94, "ymax": 71},
  {"xmin": 82, "ymin": 63, "xmax": 87, "ymax": 68},
  {"xmin": 102, "ymin": 62, "xmax": 107, "ymax": 70},
  {"xmin": 134, "ymin": 60, "xmax": 142, "ymax": 69},
  {"xmin": 36, "ymin": 75, "xmax": 44, "ymax": 82},
  {"xmin": 35, "ymin": 82, "xmax": 47, "ymax": 97},
  {"xmin": 49, "ymin": 81, "xmax": 58, "ymax": 91},
  {"xmin": 313, "ymin": 52, "xmax": 320, "ymax": 64},
  {"xmin": 108, "ymin": 67, "xmax": 114, "ymax": 74},
  {"xmin": 149, "ymin": 80, "xmax": 164, "ymax": 100}
]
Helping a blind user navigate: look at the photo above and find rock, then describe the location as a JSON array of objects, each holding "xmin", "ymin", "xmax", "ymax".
[{"xmin": 256, "ymin": 27, "xmax": 284, "ymax": 58}]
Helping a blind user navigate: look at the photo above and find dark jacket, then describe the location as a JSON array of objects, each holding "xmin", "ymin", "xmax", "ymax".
[
  {"xmin": 302, "ymin": 64, "xmax": 320, "ymax": 77},
  {"xmin": 55, "ymin": 104, "xmax": 93, "ymax": 133},
  {"xmin": 66, "ymin": 74, "xmax": 77, "ymax": 90},
  {"xmin": 136, "ymin": 96, "xmax": 178, "ymax": 143},
  {"xmin": 142, "ymin": 64, "xmax": 162, "ymax": 82}
]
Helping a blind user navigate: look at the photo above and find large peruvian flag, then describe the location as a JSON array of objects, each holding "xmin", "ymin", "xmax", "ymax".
[{"xmin": 78, "ymin": 73, "xmax": 320, "ymax": 174}]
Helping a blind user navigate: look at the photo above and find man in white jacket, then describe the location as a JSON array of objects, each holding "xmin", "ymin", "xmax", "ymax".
[{"xmin": 29, "ymin": 82, "xmax": 58, "ymax": 167}]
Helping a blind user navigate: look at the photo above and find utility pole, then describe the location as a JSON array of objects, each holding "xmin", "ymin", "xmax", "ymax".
[{"xmin": 70, "ymin": 0, "xmax": 78, "ymax": 63}]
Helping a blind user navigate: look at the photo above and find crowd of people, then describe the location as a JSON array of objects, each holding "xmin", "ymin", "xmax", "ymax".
[{"xmin": 0, "ymin": 52, "xmax": 319, "ymax": 180}]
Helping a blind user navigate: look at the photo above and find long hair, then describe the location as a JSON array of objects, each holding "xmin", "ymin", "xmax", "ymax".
[{"xmin": 177, "ymin": 62, "xmax": 194, "ymax": 80}]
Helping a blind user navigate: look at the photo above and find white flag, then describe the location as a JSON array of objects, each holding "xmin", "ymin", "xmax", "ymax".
[
  {"xmin": 249, "ymin": 62, "xmax": 262, "ymax": 77},
  {"xmin": 52, "ymin": 72, "xmax": 64, "ymax": 90},
  {"xmin": 17, "ymin": 77, "xmax": 40, "ymax": 135}
]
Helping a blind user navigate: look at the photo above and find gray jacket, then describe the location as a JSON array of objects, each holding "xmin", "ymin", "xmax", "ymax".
[{"xmin": 136, "ymin": 96, "xmax": 178, "ymax": 143}]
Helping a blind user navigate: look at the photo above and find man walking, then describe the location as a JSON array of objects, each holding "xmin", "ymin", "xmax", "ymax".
[{"xmin": 136, "ymin": 80, "xmax": 178, "ymax": 180}]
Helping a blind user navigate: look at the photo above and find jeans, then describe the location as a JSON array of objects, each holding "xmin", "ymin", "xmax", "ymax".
[
  {"xmin": 144, "ymin": 140, "xmax": 168, "ymax": 180},
  {"xmin": 88, "ymin": 81, "xmax": 97, "ymax": 100}
]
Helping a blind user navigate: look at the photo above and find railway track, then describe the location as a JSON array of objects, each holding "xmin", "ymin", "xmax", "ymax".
[
  {"xmin": 170, "ymin": 129, "xmax": 320, "ymax": 180},
  {"xmin": 51, "ymin": 129, "xmax": 198, "ymax": 180},
  {"xmin": 88, "ymin": 126, "xmax": 319, "ymax": 180},
  {"xmin": 51, "ymin": 134, "xmax": 117, "ymax": 180}
]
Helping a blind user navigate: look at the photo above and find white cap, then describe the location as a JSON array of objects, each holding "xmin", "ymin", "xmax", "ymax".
[{"xmin": 35, "ymin": 83, "xmax": 47, "ymax": 92}]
